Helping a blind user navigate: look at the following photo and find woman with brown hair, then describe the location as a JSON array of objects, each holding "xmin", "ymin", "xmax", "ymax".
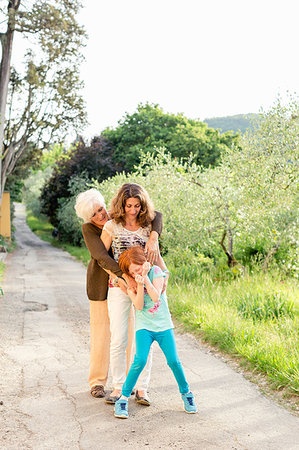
[{"xmin": 101, "ymin": 183, "xmax": 168, "ymax": 405}]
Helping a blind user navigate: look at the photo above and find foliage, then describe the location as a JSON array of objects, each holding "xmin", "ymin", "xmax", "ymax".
[
  {"xmin": 236, "ymin": 292, "xmax": 294, "ymax": 322},
  {"xmin": 102, "ymin": 103, "xmax": 240, "ymax": 171},
  {"xmin": 40, "ymin": 136, "xmax": 122, "ymax": 226},
  {"xmin": 0, "ymin": 0, "xmax": 87, "ymax": 199},
  {"xmin": 204, "ymin": 113, "xmax": 260, "ymax": 134},
  {"xmin": 23, "ymin": 166, "xmax": 53, "ymax": 218},
  {"xmin": 4, "ymin": 142, "xmax": 43, "ymax": 201},
  {"xmin": 38, "ymin": 97, "xmax": 298, "ymax": 278},
  {"xmin": 38, "ymin": 144, "xmax": 67, "ymax": 172},
  {"xmin": 56, "ymin": 174, "xmax": 92, "ymax": 245},
  {"xmin": 167, "ymin": 271, "xmax": 299, "ymax": 395}
]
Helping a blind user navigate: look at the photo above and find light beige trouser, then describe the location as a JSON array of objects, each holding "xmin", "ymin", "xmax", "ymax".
[{"xmin": 88, "ymin": 300, "xmax": 134, "ymax": 389}]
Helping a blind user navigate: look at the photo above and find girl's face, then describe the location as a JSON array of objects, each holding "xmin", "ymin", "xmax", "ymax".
[
  {"xmin": 124, "ymin": 197, "xmax": 141, "ymax": 220},
  {"xmin": 129, "ymin": 262, "xmax": 143, "ymax": 278},
  {"xmin": 90, "ymin": 203, "xmax": 108, "ymax": 228}
]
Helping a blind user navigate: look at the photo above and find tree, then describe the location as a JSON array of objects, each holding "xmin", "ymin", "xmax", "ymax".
[
  {"xmin": 0, "ymin": 0, "xmax": 87, "ymax": 201},
  {"xmin": 40, "ymin": 136, "xmax": 124, "ymax": 226},
  {"xmin": 102, "ymin": 103, "xmax": 239, "ymax": 171}
]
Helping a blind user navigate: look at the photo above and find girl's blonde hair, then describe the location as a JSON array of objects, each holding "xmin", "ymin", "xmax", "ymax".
[
  {"xmin": 118, "ymin": 247, "xmax": 147, "ymax": 275},
  {"xmin": 110, "ymin": 183, "xmax": 155, "ymax": 227}
]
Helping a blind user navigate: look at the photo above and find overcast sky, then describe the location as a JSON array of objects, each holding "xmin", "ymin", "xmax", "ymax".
[
  {"xmin": 79, "ymin": 0, "xmax": 299, "ymax": 137},
  {"xmin": 3, "ymin": 0, "xmax": 297, "ymax": 141},
  {"xmin": 77, "ymin": 0, "xmax": 298, "ymax": 139}
]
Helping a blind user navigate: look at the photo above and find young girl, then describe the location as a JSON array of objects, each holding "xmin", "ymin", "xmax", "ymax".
[{"xmin": 114, "ymin": 246, "xmax": 197, "ymax": 418}]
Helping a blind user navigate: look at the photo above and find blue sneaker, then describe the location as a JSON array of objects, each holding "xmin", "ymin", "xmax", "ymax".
[
  {"xmin": 114, "ymin": 398, "xmax": 128, "ymax": 419},
  {"xmin": 181, "ymin": 392, "xmax": 197, "ymax": 414}
]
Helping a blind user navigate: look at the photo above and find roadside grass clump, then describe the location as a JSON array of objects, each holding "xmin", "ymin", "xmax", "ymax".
[
  {"xmin": 27, "ymin": 212, "xmax": 54, "ymax": 242},
  {"xmin": 236, "ymin": 292, "xmax": 295, "ymax": 322},
  {"xmin": 166, "ymin": 268, "xmax": 299, "ymax": 396},
  {"xmin": 0, "ymin": 261, "xmax": 5, "ymax": 296}
]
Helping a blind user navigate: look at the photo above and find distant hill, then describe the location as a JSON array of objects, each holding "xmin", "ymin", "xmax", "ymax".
[{"xmin": 204, "ymin": 113, "xmax": 260, "ymax": 134}]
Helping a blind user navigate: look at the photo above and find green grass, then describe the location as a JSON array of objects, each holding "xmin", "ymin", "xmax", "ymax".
[
  {"xmin": 26, "ymin": 211, "xmax": 299, "ymax": 400},
  {"xmin": 0, "ymin": 261, "xmax": 5, "ymax": 296},
  {"xmin": 166, "ymin": 269, "xmax": 299, "ymax": 397}
]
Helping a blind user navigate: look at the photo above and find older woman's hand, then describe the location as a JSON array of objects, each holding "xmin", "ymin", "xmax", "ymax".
[
  {"xmin": 123, "ymin": 274, "xmax": 137, "ymax": 293},
  {"xmin": 118, "ymin": 278, "xmax": 128, "ymax": 295},
  {"xmin": 145, "ymin": 232, "xmax": 159, "ymax": 264}
]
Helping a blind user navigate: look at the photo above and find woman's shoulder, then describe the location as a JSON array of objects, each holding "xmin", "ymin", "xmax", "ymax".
[
  {"xmin": 103, "ymin": 219, "xmax": 122, "ymax": 233},
  {"xmin": 82, "ymin": 221, "xmax": 99, "ymax": 233}
]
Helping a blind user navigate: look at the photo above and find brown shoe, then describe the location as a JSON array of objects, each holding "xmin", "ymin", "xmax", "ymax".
[
  {"xmin": 135, "ymin": 391, "xmax": 151, "ymax": 406},
  {"xmin": 91, "ymin": 385, "xmax": 105, "ymax": 398}
]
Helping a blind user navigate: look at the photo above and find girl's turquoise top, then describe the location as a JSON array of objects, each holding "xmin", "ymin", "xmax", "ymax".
[{"xmin": 135, "ymin": 266, "xmax": 174, "ymax": 332}]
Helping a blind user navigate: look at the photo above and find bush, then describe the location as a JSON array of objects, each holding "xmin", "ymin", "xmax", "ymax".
[
  {"xmin": 23, "ymin": 167, "xmax": 53, "ymax": 217},
  {"xmin": 56, "ymin": 174, "xmax": 91, "ymax": 245},
  {"xmin": 40, "ymin": 136, "xmax": 124, "ymax": 226}
]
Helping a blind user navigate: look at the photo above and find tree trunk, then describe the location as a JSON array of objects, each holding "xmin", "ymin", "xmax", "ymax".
[
  {"xmin": 0, "ymin": 1, "xmax": 20, "ymax": 203},
  {"xmin": 219, "ymin": 229, "xmax": 239, "ymax": 267},
  {"xmin": 262, "ymin": 242, "xmax": 280, "ymax": 272}
]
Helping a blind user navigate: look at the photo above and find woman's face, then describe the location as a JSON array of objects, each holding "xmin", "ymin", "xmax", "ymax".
[
  {"xmin": 124, "ymin": 197, "xmax": 141, "ymax": 220},
  {"xmin": 90, "ymin": 203, "xmax": 108, "ymax": 228},
  {"xmin": 129, "ymin": 262, "xmax": 143, "ymax": 278}
]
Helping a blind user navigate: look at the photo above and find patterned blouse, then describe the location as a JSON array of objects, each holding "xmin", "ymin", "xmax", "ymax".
[{"xmin": 102, "ymin": 220, "xmax": 152, "ymax": 262}]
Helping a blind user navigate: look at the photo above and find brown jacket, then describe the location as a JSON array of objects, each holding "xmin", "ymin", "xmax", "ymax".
[{"xmin": 82, "ymin": 211, "xmax": 163, "ymax": 301}]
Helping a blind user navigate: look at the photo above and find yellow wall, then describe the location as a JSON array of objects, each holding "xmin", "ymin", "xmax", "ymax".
[{"xmin": 0, "ymin": 192, "xmax": 11, "ymax": 240}]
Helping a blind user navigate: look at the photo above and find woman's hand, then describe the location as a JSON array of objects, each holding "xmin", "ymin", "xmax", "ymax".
[
  {"xmin": 142, "ymin": 261, "xmax": 151, "ymax": 277},
  {"xmin": 135, "ymin": 274, "xmax": 145, "ymax": 285},
  {"xmin": 145, "ymin": 232, "xmax": 159, "ymax": 264},
  {"xmin": 123, "ymin": 274, "xmax": 137, "ymax": 293}
]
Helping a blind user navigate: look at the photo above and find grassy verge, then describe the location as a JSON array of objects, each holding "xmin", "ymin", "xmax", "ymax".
[
  {"xmin": 26, "ymin": 211, "xmax": 299, "ymax": 408},
  {"xmin": 0, "ymin": 261, "xmax": 6, "ymax": 296},
  {"xmin": 166, "ymin": 269, "xmax": 299, "ymax": 405},
  {"xmin": 26, "ymin": 212, "xmax": 90, "ymax": 265}
]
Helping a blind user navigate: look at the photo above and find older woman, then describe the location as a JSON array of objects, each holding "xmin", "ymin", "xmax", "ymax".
[
  {"xmin": 75, "ymin": 188, "xmax": 162, "ymax": 398},
  {"xmin": 101, "ymin": 183, "xmax": 167, "ymax": 405}
]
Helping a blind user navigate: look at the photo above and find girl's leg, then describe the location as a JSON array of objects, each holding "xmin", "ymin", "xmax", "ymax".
[
  {"xmin": 135, "ymin": 344, "xmax": 153, "ymax": 393},
  {"xmin": 156, "ymin": 329, "xmax": 189, "ymax": 394},
  {"xmin": 89, "ymin": 300, "xmax": 110, "ymax": 389},
  {"xmin": 107, "ymin": 287, "xmax": 132, "ymax": 390},
  {"xmin": 122, "ymin": 329, "xmax": 154, "ymax": 397}
]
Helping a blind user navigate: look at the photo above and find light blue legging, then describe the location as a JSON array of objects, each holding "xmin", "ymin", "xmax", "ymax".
[{"xmin": 122, "ymin": 328, "xmax": 189, "ymax": 397}]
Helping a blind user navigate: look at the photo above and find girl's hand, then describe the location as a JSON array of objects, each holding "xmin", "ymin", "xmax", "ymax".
[
  {"xmin": 142, "ymin": 261, "xmax": 151, "ymax": 277},
  {"xmin": 135, "ymin": 274, "xmax": 145, "ymax": 285}
]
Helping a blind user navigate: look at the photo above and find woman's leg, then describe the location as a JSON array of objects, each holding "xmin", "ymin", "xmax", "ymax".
[
  {"xmin": 107, "ymin": 287, "xmax": 132, "ymax": 390},
  {"xmin": 126, "ymin": 305, "xmax": 135, "ymax": 375},
  {"xmin": 89, "ymin": 300, "xmax": 110, "ymax": 389},
  {"xmin": 122, "ymin": 329, "xmax": 154, "ymax": 397},
  {"xmin": 156, "ymin": 329, "xmax": 189, "ymax": 394}
]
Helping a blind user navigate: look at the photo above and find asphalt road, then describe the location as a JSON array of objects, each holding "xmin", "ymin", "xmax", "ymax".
[{"xmin": 0, "ymin": 203, "xmax": 298, "ymax": 450}]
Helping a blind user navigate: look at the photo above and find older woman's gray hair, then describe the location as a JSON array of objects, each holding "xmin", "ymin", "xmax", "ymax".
[{"xmin": 75, "ymin": 189, "xmax": 106, "ymax": 223}]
